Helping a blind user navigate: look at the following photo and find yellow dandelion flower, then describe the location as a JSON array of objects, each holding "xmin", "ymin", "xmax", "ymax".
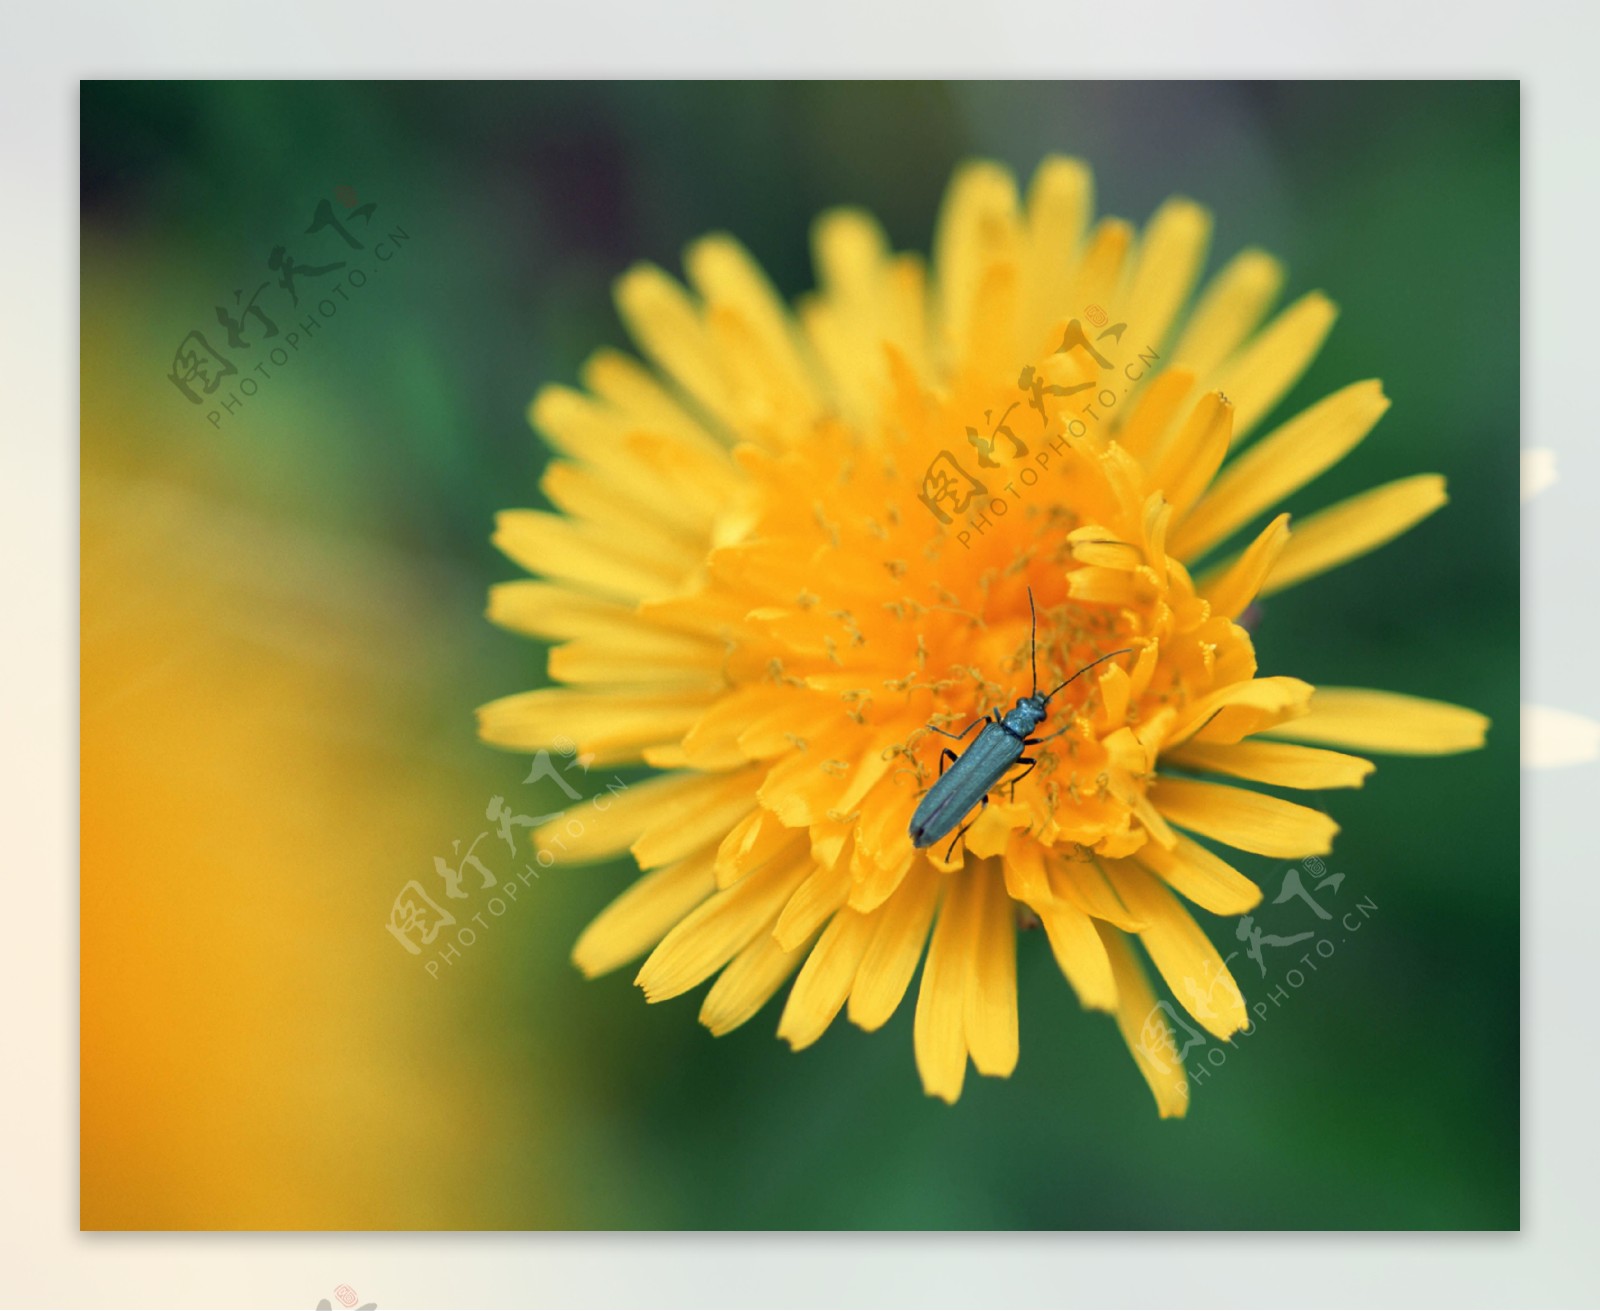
[{"xmin": 479, "ymin": 157, "xmax": 1489, "ymax": 1114}]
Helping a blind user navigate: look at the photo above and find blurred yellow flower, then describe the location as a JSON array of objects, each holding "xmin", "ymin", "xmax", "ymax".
[{"xmin": 480, "ymin": 157, "xmax": 1488, "ymax": 1113}]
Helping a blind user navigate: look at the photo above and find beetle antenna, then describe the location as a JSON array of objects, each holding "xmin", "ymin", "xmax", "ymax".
[
  {"xmin": 1028, "ymin": 587, "xmax": 1038, "ymax": 698},
  {"xmin": 1043, "ymin": 647, "xmax": 1134, "ymax": 702}
]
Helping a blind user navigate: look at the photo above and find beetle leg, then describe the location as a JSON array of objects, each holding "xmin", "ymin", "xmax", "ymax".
[
  {"xmin": 927, "ymin": 715, "xmax": 985, "ymax": 742},
  {"xmin": 1006, "ymin": 756, "xmax": 1038, "ymax": 801},
  {"xmin": 943, "ymin": 793, "xmax": 988, "ymax": 862},
  {"xmin": 938, "ymin": 747, "xmax": 958, "ymax": 777}
]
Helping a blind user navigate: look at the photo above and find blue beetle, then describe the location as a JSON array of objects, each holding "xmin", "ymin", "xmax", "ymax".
[{"xmin": 909, "ymin": 588, "xmax": 1132, "ymax": 859}]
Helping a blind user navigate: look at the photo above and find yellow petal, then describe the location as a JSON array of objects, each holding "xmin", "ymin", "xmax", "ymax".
[
  {"xmin": 1136, "ymin": 834, "xmax": 1262, "ymax": 916},
  {"xmin": 1151, "ymin": 777, "xmax": 1338, "ymax": 858},
  {"xmin": 1261, "ymin": 687, "xmax": 1490, "ymax": 755},
  {"xmin": 757, "ymin": 736, "xmax": 864, "ymax": 827},
  {"xmin": 698, "ymin": 926, "xmax": 812, "ymax": 1037},
  {"xmin": 1164, "ymin": 739, "xmax": 1375, "ymax": 790},
  {"xmin": 716, "ymin": 805, "xmax": 802, "ymax": 888},
  {"xmin": 614, "ymin": 262, "xmax": 736, "ymax": 433},
  {"xmin": 1037, "ymin": 894, "xmax": 1117, "ymax": 1011},
  {"xmin": 1170, "ymin": 380, "xmax": 1389, "ymax": 561},
  {"xmin": 478, "ymin": 687, "xmax": 714, "ymax": 767},
  {"xmin": 579, "ymin": 347, "xmax": 725, "ymax": 458},
  {"xmin": 1103, "ymin": 861, "xmax": 1248, "ymax": 1039},
  {"xmin": 492, "ymin": 508, "xmax": 686, "ymax": 603},
  {"xmin": 1167, "ymin": 248, "xmax": 1285, "ymax": 378},
  {"xmin": 881, "ymin": 257, "xmax": 931, "ymax": 380},
  {"xmin": 618, "ymin": 428, "xmax": 744, "ymax": 527},
  {"xmin": 805, "ymin": 209, "xmax": 897, "ymax": 421},
  {"xmin": 682, "ymin": 686, "xmax": 837, "ymax": 771},
  {"xmin": 1258, "ymin": 474, "xmax": 1448, "ymax": 596},
  {"xmin": 540, "ymin": 460, "xmax": 706, "ymax": 561},
  {"xmin": 1047, "ymin": 854, "xmax": 1146, "ymax": 931},
  {"xmin": 705, "ymin": 303, "xmax": 816, "ymax": 438},
  {"xmin": 632, "ymin": 772, "xmax": 773, "ymax": 869},
  {"xmin": 964, "ymin": 866, "xmax": 1018, "ymax": 1077},
  {"xmin": 1097, "ymin": 925, "xmax": 1190, "ymax": 1119},
  {"xmin": 685, "ymin": 234, "xmax": 820, "ymax": 414},
  {"xmin": 848, "ymin": 863, "xmax": 939, "ymax": 1032},
  {"xmin": 1199, "ymin": 512, "xmax": 1290, "ymax": 620},
  {"xmin": 1209, "ymin": 291, "xmax": 1339, "ymax": 443},
  {"xmin": 959, "ymin": 248, "xmax": 1023, "ymax": 382},
  {"xmin": 1067, "ymin": 217, "xmax": 1134, "ymax": 318},
  {"xmin": 572, "ymin": 853, "xmax": 718, "ymax": 978},
  {"xmin": 1022, "ymin": 155, "xmax": 1093, "ymax": 349},
  {"xmin": 814, "ymin": 208, "xmax": 891, "ymax": 310},
  {"xmin": 547, "ymin": 626, "xmax": 726, "ymax": 690},
  {"xmin": 914, "ymin": 873, "xmax": 974, "ymax": 1102},
  {"xmin": 486, "ymin": 581, "xmax": 639, "ymax": 643},
  {"xmin": 634, "ymin": 845, "xmax": 813, "ymax": 1002},
  {"xmin": 520, "ymin": 769, "xmax": 709, "ymax": 865},
  {"xmin": 778, "ymin": 907, "xmax": 876, "ymax": 1050},
  {"xmin": 772, "ymin": 860, "xmax": 852, "ymax": 952},
  {"xmin": 1167, "ymin": 675, "xmax": 1315, "ymax": 749},
  {"xmin": 1147, "ymin": 390, "xmax": 1233, "ymax": 516},
  {"xmin": 932, "ymin": 161, "xmax": 1022, "ymax": 368},
  {"xmin": 528, "ymin": 382, "xmax": 727, "ymax": 527},
  {"xmin": 1000, "ymin": 834, "xmax": 1052, "ymax": 907},
  {"xmin": 1122, "ymin": 197, "xmax": 1212, "ymax": 358},
  {"xmin": 846, "ymin": 798, "xmax": 917, "ymax": 914},
  {"xmin": 1116, "ymin": 366, "xmax": 1198, "ymax": 463},
  {"xmin": 1130, "ymin": 790, "xmax": 1180, "ymax": 851}
]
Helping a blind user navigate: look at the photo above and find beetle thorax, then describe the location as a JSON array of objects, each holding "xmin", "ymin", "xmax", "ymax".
[{"xmin": 1003, "ymin": 697, "xmax": 1050, "ymax": 737}]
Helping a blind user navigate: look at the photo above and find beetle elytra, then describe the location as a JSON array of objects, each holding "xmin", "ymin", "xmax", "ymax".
[{"xmin": 908, "ymin": 588, "xmax": 1132, "ymax": 860}]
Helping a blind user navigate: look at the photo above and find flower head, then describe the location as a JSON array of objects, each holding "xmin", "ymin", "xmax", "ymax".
[{"xmin": 480, "ymin": 157, "xmax": 1488, "ymax": 1113}]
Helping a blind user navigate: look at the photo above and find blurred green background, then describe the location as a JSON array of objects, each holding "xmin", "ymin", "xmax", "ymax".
[{"xmin": 80, "ymin": 81, "xmax": 1517, "ymax": 1229}]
